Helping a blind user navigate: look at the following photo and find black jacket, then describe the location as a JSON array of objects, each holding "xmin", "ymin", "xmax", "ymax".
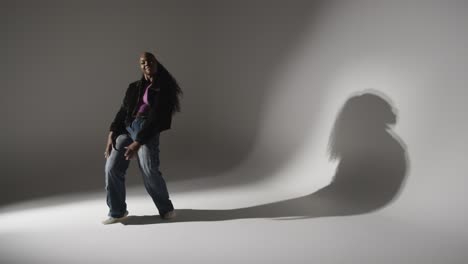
[{"xmin": 109, "ymin": 77, "xmax": 172, "ymax": 148}]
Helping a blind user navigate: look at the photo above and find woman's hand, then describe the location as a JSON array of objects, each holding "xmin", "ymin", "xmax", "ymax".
[
  {"xmin": 124, "ymin": 141, "xmax": 141, "ymax": 160},
  {"xmin": 104, "ymin": 132, "xmax": 113, "ymax": 159}
]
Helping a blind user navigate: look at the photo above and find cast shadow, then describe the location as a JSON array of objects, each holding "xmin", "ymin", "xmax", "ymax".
[{"xmin": 121, "ymin": 90, "xmax": 409, "ymax": 225}]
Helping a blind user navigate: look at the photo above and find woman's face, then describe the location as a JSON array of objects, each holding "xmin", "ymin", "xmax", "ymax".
[{"xmin": 139, "ymin": 55, "xmax": 157, "ymax": 76}]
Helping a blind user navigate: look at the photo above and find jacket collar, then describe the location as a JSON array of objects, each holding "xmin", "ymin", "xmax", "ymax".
[{"xmin": 136, "ymin": 76, "xmax": 151, "ymax": 92}]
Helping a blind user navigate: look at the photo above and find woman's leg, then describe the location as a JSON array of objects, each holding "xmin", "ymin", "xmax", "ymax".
[
  {"xmin": 137, "ymin": 133, "xmax": 174, "ymax": 216},
  {"xmin": 104, "ymin": 133, "xmax": 133, "ymax": 217}
]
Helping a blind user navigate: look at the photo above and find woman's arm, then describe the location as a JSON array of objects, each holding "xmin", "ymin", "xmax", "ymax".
[
  {"xmin": 135, "ymin": 89, "xmax": 170, "ymax": 145},
  {"xmin": 109, "ymin": 86, "xmax": 130, "ymax": 133},
  {"xmin": 107, "ymin": 85, "xmax": 131, "ymax": 152}
]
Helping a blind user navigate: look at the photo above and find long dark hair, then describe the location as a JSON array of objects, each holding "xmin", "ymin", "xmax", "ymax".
[{"xmin": 144, "ymin": 52, "xmax": 183, "ymax": 116}]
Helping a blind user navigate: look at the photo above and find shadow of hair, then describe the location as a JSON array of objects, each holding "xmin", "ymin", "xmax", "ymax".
[{"xmin": 121, "ymin": 90, "xmax": 409, "ymax": 225}]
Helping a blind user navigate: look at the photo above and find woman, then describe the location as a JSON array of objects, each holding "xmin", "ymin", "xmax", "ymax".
[{"xmin": 102, "ymin": 52, "xmax": 182, "ymax": 224}]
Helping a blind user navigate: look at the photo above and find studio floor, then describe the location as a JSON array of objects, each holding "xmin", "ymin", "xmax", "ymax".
[{"xmin": 1, "ymin": 177, "xmax": 466, "ymax": 264}]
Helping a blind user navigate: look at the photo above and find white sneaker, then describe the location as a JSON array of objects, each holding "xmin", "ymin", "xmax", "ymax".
[
  {"xmin": 161, "ymin": 210, "xmax": 176, "ymax": 220},
  {"xmin": 102, "ymin": 211, "xmax": 129, "ymax": 225}
]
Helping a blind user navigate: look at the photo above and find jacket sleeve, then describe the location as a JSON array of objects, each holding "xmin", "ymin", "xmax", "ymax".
[
  {"xmin": 109, "ymin": 86, "xmax": 130, "ymax": 150},
  {"xmin": 135, "ymin": 89, "xmax": 170, "ymax": 145},
  {"xmin": 109, "ymin": 86, "xmax": 130, "ymax": 133}
]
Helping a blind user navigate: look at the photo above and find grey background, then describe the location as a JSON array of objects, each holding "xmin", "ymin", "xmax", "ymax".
[
  {"xmin": 1, "ymin": 0, "xmax": 467, "ymax": 263},
  {"xmin": 1, "ymin": 0, "xmax": 324, "ymax": 205},
  {"xmin": 1, "ymin": 0, "xmax": 468, "ymax": 229}
]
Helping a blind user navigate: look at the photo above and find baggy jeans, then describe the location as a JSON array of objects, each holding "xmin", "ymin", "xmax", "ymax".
[{"xmin": 105, "ymin": 116, "xmax": 174, "ymax": 218}]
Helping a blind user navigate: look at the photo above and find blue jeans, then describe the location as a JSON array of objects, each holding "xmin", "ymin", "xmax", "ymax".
[{"xmin": 105, "ymin": 116, "xmax": 174, "ymax": 217}]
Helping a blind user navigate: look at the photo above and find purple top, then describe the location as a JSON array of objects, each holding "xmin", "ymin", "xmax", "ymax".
[{"xmin": 137, "ymin": 82, "xmax": 152, "ymax": 114}]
